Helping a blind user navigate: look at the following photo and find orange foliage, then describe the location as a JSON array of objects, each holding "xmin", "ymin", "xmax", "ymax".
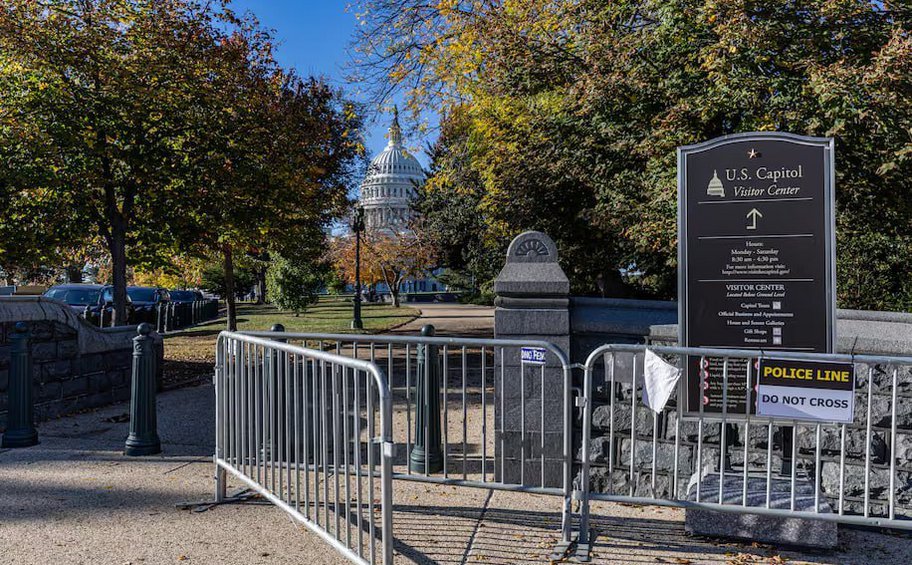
[{"xmin": 328, "ymin": 228, "xmax": 437, "ymax": 306}]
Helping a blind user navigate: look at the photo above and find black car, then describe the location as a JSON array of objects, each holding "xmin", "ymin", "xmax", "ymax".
[
  {"xmin": 127, "ymin": 286, "xmax": 171, "ymax": 322},
  {"xmin": 169, "ymin": 289, "xmax": 204, "ymax": 304},
  {"xmin": 44, "ymin": 284, "xmax": 134, "ymax": 324}
]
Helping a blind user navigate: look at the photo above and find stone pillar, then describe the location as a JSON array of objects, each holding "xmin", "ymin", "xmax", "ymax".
[{"xmin": 493, "ymin": 231, "xmax": 570, "ymax": 488}]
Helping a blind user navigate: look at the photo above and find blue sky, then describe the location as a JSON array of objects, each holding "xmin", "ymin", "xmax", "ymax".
[{"xmin": 230, "ymin": 0, "xmax": 430, "ymax": 167}]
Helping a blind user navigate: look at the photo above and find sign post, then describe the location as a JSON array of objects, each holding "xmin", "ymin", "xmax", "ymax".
[{"xmin": 678, "ymin": 132, "xmax": 836, "ymax": 417}]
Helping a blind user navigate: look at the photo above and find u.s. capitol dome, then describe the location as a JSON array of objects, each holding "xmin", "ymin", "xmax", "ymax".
[{"xmin": 358, "ymin": 108, "xmax": 425, "ymax": 231}]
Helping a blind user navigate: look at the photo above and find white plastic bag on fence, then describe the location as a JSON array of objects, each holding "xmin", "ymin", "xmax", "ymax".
[{"xmin": 642, "ymin": 349, "xmax": 682, "ymax": 413}]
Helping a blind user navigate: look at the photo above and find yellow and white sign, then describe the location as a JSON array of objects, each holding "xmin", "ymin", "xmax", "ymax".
[{"xmin": 756, "ymin": 358, "xmax": 855, "ymax": 423}]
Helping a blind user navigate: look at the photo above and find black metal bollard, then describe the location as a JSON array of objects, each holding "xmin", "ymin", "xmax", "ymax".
[
  {"xmin": 2, "ymin": 322, "xmax": 38, "ymax": 448},
  {"xmin": 125, "ymin": 323, "xmax": 161, "ymax": 456},
  {"xmin": 409, "ymin": 325, "xmax": 443, "ymax": 474}
]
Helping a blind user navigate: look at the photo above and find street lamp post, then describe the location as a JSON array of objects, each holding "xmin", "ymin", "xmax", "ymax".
[{"xmin": 351, "ymin": 205, "xmax": 365, "ymax": 330}]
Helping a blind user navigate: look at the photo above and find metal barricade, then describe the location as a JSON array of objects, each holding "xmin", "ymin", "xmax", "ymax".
[
  {"xmin": 579, "ymin": 343, "xmax": 912, "ymax": 544},
  {"xmin": 242, "ymin": 330, "xmax": 577, "ymax": 556},
  {"xmin": 214, "ymin": 331, "xmax": 394, "ymax": 565}
]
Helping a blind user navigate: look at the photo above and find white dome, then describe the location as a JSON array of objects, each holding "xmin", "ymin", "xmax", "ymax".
[{"xmin": 359, "ymin": 108, "xmax": 425, "ymax": 231}]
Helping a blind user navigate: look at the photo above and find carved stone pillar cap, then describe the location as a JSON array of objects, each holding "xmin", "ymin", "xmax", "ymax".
[{"xmin": 493, "ymin": 231, "xmax": 570, "ymax": 297}]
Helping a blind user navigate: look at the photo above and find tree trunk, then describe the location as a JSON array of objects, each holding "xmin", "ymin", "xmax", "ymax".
[
  {"xmin": 256, "ymin": 267, "xmax": 267, "ymax": 304},
  {"xmin": 391, "ymin": 280, "xmax": 401, "ymax": 308},
  {"xmin": 110, "ymin": 217, "xmax": 129, "ymax": 326},
  {"xmin": 65, "ymin": 265, "xmax": 83, "ymax": 283},
  {"xmin": 223, "ymin": 244, "xmax": 237, "ymax": 331}
]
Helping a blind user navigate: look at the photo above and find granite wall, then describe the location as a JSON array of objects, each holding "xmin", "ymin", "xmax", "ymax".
[{"xmin": 0, "ymin": 297, "xmax": 163, "ymax": 430}]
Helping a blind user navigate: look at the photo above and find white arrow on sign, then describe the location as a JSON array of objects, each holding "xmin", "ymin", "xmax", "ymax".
[{"xmin": 746, "ymin": 208, "xmax": 763, "ymax": 230}]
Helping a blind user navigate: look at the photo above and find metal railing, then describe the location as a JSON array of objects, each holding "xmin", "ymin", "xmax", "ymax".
[
  {"xmin": 578, "ymin": 343, "xmax": 912, "ymax": 545},
  {"xmin": 214, "ymin": 332, "xmax": 394, "ymax": 565},
  {"xmin": 240, "ymin": 330, "xmax": 577, "ymax": 554},
  {"xmin": 80, "ymin": 299, "xmax": 219, "ymax": 330},
  {"xmin": 214, "ymin": 332, "xmax": 912, "ymax": 563},
  {"xmin": 152, "ymin": 300, "xmax": 219, "ymax": 332}
]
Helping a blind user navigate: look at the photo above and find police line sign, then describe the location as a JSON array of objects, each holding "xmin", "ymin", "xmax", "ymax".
[{"xmin": 756, "ymin": 358, "xmax": 855, "ymax": 423}]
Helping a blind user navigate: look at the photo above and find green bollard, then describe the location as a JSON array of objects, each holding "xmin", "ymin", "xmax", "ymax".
[
  {"xmin": 125, "ymin": 323, "xmax": 162, "ymax": 456},
  {"xmin": 2, "ymin": 322, "xmax": 38, "ymax": 448},
  {"xmin": 409, "ymin": 325, "xmax": 443, "ymax": 474}
]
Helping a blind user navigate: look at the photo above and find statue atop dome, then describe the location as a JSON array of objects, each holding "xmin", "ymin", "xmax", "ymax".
[{"xmin": 387, "ymin": 105, "xmax": 402, "ymax": 146}]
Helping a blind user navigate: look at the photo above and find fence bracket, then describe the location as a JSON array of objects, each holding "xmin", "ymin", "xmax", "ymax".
[
  {"xmin": 570, "ymin": 534, "xmax": 593, "ymax": 563},
  {"xmin": 175, "ymin": 488, "xmax": 262, "ymax": 513}
]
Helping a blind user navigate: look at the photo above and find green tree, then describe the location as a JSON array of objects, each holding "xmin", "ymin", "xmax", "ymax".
[
  {"xmin": 413, "ymin": 109, "xmax": 508, "ymax": 297},
  {"xmin": 180, "ymin": 70, "xmax": 363, "ymax": 330},
  {"xmin": 200, "ymin": 261, "xmax": 256, "ymax": 301},
  {"xmin": 266, "ymin": 256, "xmax": 326, "ymax": 316},
  {"xmin": 0, "ymin": 1, "xmax": 364, "ymax": 331},
  {"xmin": 0, "ymin": 0, "xmax": 237, "ymax": 322}
]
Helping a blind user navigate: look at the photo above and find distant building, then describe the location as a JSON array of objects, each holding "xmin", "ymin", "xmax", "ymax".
[
  {"xmin": 359, "ymin": 107, "xmax": 425, "ymax": 232},
  {"xmin": 355, "ymin": 108, "xmax": 442, "ymax": 295}
]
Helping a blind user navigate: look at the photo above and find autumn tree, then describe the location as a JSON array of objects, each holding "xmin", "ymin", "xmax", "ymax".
[
  {"xmin": 331, "ymin": 225, "xmax": 437, "ymax": 308},
  {"xmin": 0, "ymin": 1, "xmax": 363, "ymax": 330},
  {"xmin": 329, "ymin": 231, "xmax": 385, "ymax": 290},
  {"xmin": 353, "ymin": 1, "xmax": 912, "ymax": 309}
]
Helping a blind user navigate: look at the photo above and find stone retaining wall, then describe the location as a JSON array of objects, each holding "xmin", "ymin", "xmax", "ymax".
[{"xmin": 0, "ymin": 297, "xmax": 162, "ymax": 429}]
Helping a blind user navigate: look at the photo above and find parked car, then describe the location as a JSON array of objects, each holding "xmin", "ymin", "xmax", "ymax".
[
  {"xmin": 127, "ymin": 286, "xmax": 171, "ymax": 306},
  {"xmin": 169, "ymin": 289, "xmax": 204, "ymax": 304},
  {"xmin": 44, "ymin": 283, "xmax": 134, "ymax": 324},
  {"xmin": 127, "ymin": 286, "xmax": 171, "ymax": 322}
]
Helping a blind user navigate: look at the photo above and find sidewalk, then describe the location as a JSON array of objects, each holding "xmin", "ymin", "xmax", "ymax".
[
  {"xmin": 391, "ymin": 303, "xmax": 494, "ymax": 337},
  {"xmin": 2, "ymin": 384, "xmax": 910, "ymax": 564}
]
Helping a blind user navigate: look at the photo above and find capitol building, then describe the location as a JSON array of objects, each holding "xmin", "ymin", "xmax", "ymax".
[
  {"xmin": 356, "ymin": 109, "xmax": 442, "ymax": 295},
  {"xmin": 359, "ymin": 108, "xmax": 425, "ymax": 232}
]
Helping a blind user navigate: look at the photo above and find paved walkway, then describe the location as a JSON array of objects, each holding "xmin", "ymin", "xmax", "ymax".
[
  {"xmin": 391, "ymin": 303, "xmax": 494, "ymax": 338},
  {"xmin": 3, "ymin": 384, "xmax": 911, "ymax": 564}
]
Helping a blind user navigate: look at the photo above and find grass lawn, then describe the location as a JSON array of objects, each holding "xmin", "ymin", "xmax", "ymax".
[{"xmin": 162, "ymin": 297, "xmax": 419, "ymax": 387}]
